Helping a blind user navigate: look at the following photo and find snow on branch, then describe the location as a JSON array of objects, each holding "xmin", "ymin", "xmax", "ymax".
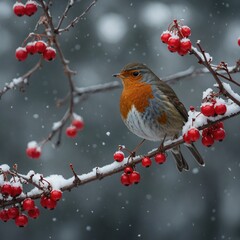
[{"xmin": 1, "ymin": 89, "xmax": 240, "ymax": 209}]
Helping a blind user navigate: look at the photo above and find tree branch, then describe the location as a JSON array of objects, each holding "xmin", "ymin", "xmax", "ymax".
[
  {"xmin": 0, "ymin": 59, "xmax": 42, "ymax": 98},
  {"xmin": 58, "ymin": 0, "xmax": 97, "ymax": 33},
  {"xmin": 1, "ymin": 104, "xmax": 240, "ymax": 208}
]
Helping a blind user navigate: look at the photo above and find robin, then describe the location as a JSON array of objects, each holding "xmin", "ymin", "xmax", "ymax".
[{"xmin": 113, "ymin": 62, "xmax": 204, "ymax": 171}]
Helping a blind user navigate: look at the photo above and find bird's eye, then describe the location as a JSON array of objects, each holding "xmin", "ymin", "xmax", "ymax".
[{"xmin": 132, "ymin": 71, "xmax": 139, "ymax": 77}]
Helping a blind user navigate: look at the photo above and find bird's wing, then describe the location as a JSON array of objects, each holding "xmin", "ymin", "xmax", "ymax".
[{"xmin": 154, "ymin": 80, "xmax": 188, "ymax": 122}]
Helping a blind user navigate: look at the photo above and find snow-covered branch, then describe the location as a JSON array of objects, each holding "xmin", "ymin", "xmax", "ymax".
[
  {"xmin": 0, "ymin": 59, "xmax": 42, "ymax": 98},
  {"xmin": 1, "ymin": 92, "xmax": 240, "ymax": 209}
]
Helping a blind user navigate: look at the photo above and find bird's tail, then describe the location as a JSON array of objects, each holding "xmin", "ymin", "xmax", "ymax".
[
  {"xmin": 171, "ymin": 146, "xmax": 189, "ymax": 172},
  {"xmin": 185, "ymin": 143, "xmax": 205, "ymax": 166},
  {"xmin": 171, "ymin": 143, "xmax": 204, "ymax": 172}
]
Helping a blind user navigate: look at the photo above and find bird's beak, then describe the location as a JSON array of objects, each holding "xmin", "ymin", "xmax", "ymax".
[{"xmin": 112, "ymin": 73, "xmax": 120, "ymax": 78}]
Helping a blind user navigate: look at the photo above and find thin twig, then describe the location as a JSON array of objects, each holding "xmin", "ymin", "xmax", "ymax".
[
  {"xmin": 191, "ymin": 44, "xmax": 240, "ymax": 106},
  {"xmin": 40, "ymin": 109, "xmax": 71, "ymax": 147},
  {"xmin": 58, "ymin": 0, "xmax": 97, "ymax": 33},
  {"xmin": 0, "ymin": 59, "xmax": 42, "ymax": 98},
  {"xmin": 55, "ymin": 0, "xmax": 75, "ymax": 32}
]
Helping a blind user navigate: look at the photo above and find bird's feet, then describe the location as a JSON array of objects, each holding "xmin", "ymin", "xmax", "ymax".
[{"xmin": 157, "ymin": 134, "xmax": 167, "ymax": 153}]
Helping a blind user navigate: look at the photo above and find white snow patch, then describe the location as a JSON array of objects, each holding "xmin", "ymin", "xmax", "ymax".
[
  {"xmin": 12, "ymin": 78, "xmax": 23, "ymax": 85},
  {"xmin": 192, "ymin": 46, "xmax": 212, "ymax": 62},
  {"xmin": 202, "ymin": 88, "xmax": 213, "ymax": 99},
  {"xmin": 52, "ymin": 121, "xmax": 62, "ymax": 131},
  {"xmin": 27, "ymin": 141, "xmax": 38, "ymax": 148},
  {"xmin": 73, "ymin": 113, "xmax": 83, "ymax": 121},
  {"xmin": 222, "ymin": 82, "xmax": 240, "ymax": 102},
  {"xmin": 182, "ymin": 110, "xmax": 207, "ymax": 135},
  {"xmin": 45, "ymin": 174, "xmax": 69, "ymax": 190},
  {"xmin": 181, "ymin": 37, "xmax": 191, "ymax": 43},
  {"xmin": 13, "ymin": 2, "xmax": 25, "ymax": 8},
  {"xmin": 0, "ymin": 164, "xmax": 10, "ymax": 172},
  {"xmin": 26, "ymin": 170, "xmax": 35, "ymax": 178}
]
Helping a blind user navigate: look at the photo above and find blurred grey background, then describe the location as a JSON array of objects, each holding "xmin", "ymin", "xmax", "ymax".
[{"xmin": 0, "ymin": 0, "xmax": 240, "ymax": 239}]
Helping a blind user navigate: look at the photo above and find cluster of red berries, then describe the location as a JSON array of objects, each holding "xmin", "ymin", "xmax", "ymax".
[
  {"xmin": 0, "ymin": 179, "xmax": 62, "ymax": 227},
  {"xmin": 161, "ymin": 20, "xmax": 192, "ymax": 56},
  {"xmin": 238, "ymin": 37, "xmax": 240, "ymax": 46},
  {"xmin": 141, "ymin": 153, "xmax": 167, "ymax": 167},
  {"xmin": 183, "ymin": 99, "xmax": 227, "ymax": 147},
  {"xmin": 0, "ymin": 182, "xmax": 23, "ymax": 198},
  {"xmin": 201, "ymin": 122, "xmax": 225, "ymax": 147},
  {"xmin": 26, "ymin": 141, "xmax": 41, "ymax": 159},
  {"xmin": 13, "ymin": 1, "xmax": 38, "ymax": 17},
  {"xmin": 201, "ymin": 101, "xmax": 227, "ymax": 117},
  {"xmin": 113, "ymin": 150, "xmax": 167, "ymax": 186},
  {"xmin": 120, "ymin": 166, "xmax": 140, "ymax": 186},
  {"xmin": 16, "ymin": 40, "xmax": 56, "ymax": 62},
  {"xmin": 184, "ymin": 121, "xmax": 225, "ymax": 147},
  {"xmin": 65, "ymin": 116, "xmax": 84, "ymax": 138}
]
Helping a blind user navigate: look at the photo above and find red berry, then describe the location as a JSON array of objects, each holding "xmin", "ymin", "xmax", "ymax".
[
  {"xmin": 202, "ymin": 128, "xmax": 212, "ymax": 137},
  {"xmin": 155, "ymin": 153, "xmax": 166, "ymax": 164},
  {"xmin": 190, "ymin": 106, "xmax": 195, "ymax": 111},
  {"xmin": 183, "ymin": 133, "xmax": 191, "ymax": 144},
  {"xmin": 40, "ymin": 195, "xmax": 48, "ymax": 208},
  {"xmin": 167, "ymin": 44, "xmax": 178, "ymax": 53},
  {"xmin": 66, "ymin": 126, "xmax": 78, "ymax": 138},
  {"xmin": 179, "ymin": 38, "xmax": 192, "ymax": 51},
  {"xmin": 202, "ymin": 135, "xmax": 214, "ymax": 147},
  {"xmin": 113, "ymin": 151, "xmax": 125, "ymax": 162},
  {"xmin": 129, "ymin": 171, "xmax": 141, "ymax": 184},
  {"xmin": 120, "ymin": 173, "xmax": 131, "ymax": 186},
  {"xmin": 13, "ymin": 2, "xmax": 25, "ymax": 17},
  {"xmin": 22, "ymin": 198, "xmax": 35, "ymax": 211},
  {"xmin": 43, "ymin": 47, "xmax": 56, "ymax": 61},
  {"xmin": 45, "ymin": 198, "xmax": 57, "ymax": 210},
  {"xmin": 213, "ymin": 128, "xmax": 225, "ymax": 141},
  {"xmin": 180, "ymin": 25, "xmax": 191, "ymax": 37},
  {"xmin": 35, "ymin": 41, "xmax": 47, "ymax": 54},
  {"xmin": 1, "ymin": 183, "xmax": 12, "ymax": 196},
  {"xmin": 11, "ymin": 185, "xmax": 23, "ymax": 197},
  {"xmin": 177, "ymin": 48, "xmax": 188, "ymax": 56},
  {"xmin": 168, "ymin": 36, "xmax": 180, "ymax": 50},
  {"xmin": 15, "ymin": 214, "xmax": 28, "ymax": 227},
  {"xmin": 25, "ymin": 1, "xmax": 38, "ymax": 16},
  {"xmin": 28, "ymin": 206, "xmax": 40, "ymax": 219},
  {"xmin": 72, "ymin": 118, "xmax": 84, "ymax": 131},
  {"xmin": 160, "ymin": 31, "xmax": 172, "ymax": 44},
  {"xmin": 141, "ymin": 157, "xmax": 152, "ymax": 168},
  {"xmin": 26, "ymin": 147, "xmax": 41, "ymax": 159},
  {"xmin": 7, "ymin": 207, "xmax": 19, "ymax": 219},
  {"xmin": 15, "ymin": 47, "xmax": 28, "ymax": 61},
  {"xmin": 201, "ymin": 104, "xmax": 215, "ymax": 117},
  {"xmin": 50, "ymin": 190, "xmax": 62, "ymax": 201},
  {"xmin": 215, "ymin": 121, "xmax": 224, "ymax": 129},
  {"xmin": 187, "ymin": 128, "xmax": 200, "ymax": 142},
  {"xmin": 214, "ymin": 104, "xmax": 227, "ymax": 115},
  {"xmin": 238, "ymin": 38, "xmax": 240, "ymax": 47},
  {"xmin": 0, "ymin": 210, "xmax": 10, "ymax": 222},
  {"xmin": 26, "ymin": 42, "xmax": 37, "ymax": 54},
  {"xmin": 124, "ymin": 166, "xmax": 133, "ymax": 174}
]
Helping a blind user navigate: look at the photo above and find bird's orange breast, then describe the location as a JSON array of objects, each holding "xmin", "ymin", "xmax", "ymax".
[{"xmin": 120, "ymin": 81, "xmax": 154, "ymax": 120}]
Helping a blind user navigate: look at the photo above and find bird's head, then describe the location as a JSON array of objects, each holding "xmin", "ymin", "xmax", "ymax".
[{"xmin": 113, "ymin": 63, "xmax": 152, "ymax": 88}]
